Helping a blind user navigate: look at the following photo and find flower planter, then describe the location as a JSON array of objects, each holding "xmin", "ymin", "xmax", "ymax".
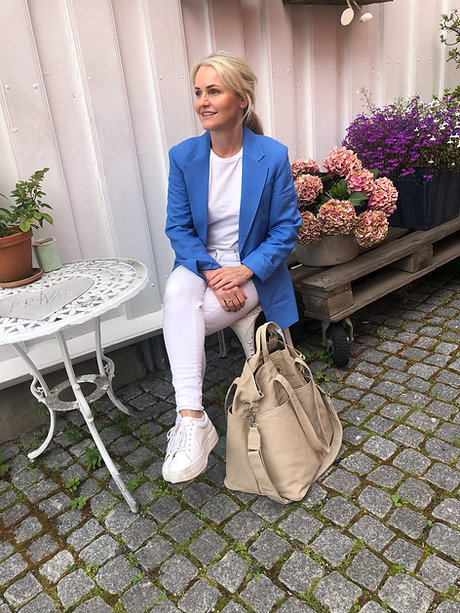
[
  {"xmin": 389, "ymin": 169, "xmax": 460, "ymax": 231},
  {"xmin": 295, "ymin": 234, "xmax": 359, "ymax": 267},
  {"xmin": 0, "ymin": 228, "xmax": 34, "ymax": 284}
]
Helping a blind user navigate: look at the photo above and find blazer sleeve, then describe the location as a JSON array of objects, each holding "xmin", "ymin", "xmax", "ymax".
[
  {"xmin": 241, "ymin": 148, "xmax": 301, "ymax": 282},
  {"xmin": 165, "ymin": 146, "xmax": 219, "ymax": 276}
]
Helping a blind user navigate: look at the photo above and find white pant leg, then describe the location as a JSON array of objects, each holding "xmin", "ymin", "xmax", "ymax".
[{"xmin": 163, "ymin": 262, "xmax": 259, "ymax": 413}]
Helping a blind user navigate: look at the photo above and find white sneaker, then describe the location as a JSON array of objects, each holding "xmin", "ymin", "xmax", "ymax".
[{"xmin": 162, "ymin": 413, "xmax": 218, "ymax": 483}]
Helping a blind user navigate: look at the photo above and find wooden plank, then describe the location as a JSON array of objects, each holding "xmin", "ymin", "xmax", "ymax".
[
  {"xmin": 300, "ymin": 284, "xmax": 353, "ymax": 320},
  {"xmin": 326, "ymin": 236, "xmax": 460, "ymax": 322},
  {"xmin": 299, "ymin": 216, "xmax": 460, "ymax": 293},
  {"xmin": 390, "ymin": 245, "xmax": 433, "ymax": 273}
]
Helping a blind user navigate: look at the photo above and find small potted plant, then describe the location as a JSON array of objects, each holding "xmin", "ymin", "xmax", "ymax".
[
  {"xmin": 291, "ymin": 147, "xmax": 398, "ymax": 266},
  {"xmin": 0, "ymin": 167, "xmax": 53, "ymax": 286},
  {"xmin": 342, "ymin": 93, "xmax": 460, "ymax": 230}
]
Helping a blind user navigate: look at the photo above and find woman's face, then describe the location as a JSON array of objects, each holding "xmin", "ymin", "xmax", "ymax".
[{"xmin": 194, "ymin": 65, "xmax": 245, "ymax": 134}]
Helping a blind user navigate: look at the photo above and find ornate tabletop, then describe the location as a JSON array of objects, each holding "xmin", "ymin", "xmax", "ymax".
[{"xmin": 0, "ymin": 258, "xmax": 149, "ymax": 344}]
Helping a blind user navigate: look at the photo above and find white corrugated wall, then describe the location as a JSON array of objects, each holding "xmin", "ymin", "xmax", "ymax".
[{"xmin": 0, "ymin": 0, "xmax": 458, "ymax": 386}]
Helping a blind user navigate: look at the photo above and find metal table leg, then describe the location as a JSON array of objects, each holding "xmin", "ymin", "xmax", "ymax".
[
  {"xmin": 93, "ymin": 317, "xmax": 132, "ymax": 415},
  {"xmin": 12, "ymin": 343, "xmax": 56, "ymax": 460},
  {"xmin": 55, "ymin": 331, "xmax": 139, "ymax": 513}
]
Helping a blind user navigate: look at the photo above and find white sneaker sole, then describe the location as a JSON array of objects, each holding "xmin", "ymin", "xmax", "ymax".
[{"xmin": 163, "ymin": 425, "xmax": 218, "ymax": 483}]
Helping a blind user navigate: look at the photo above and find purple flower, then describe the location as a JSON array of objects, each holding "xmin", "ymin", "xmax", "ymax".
[{"xmin": 343, "ymin": 95, "xmax": 460, "ymax": 180}]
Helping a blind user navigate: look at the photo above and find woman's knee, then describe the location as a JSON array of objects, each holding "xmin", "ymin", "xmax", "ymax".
[{"xmin": 164, "ymin": 267, "xmax": 205, "ymax": 310}]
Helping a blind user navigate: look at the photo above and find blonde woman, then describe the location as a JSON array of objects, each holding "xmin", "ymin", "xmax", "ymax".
[{"xmin": 162, "ymin": 51, "xmax": 301, "ymax": 483}]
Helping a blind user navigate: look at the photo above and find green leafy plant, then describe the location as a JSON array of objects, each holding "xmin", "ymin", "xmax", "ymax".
[
  {"xmin": 131, "ymin": 572, "xmax": 145, "ymax": 585},
  {"xmin": 84, "ymin": 447, "xmax": 103, "ymax": 471},
  {"xmin": 127, "ymin": 552, "xmax": 139, "ymax": 569},
  {"xmin": 64, "ymin": 476, "xmax": 81, "ymax": 492},
  {"xmin": 440, "ymin": 9, "xmax": 460, "ymax": 69},
  {"xmin": 127, "ymin": 478, "xmax": 140, "ymax": 493},
  {"xmin": 0, "ymin": 168, "xmax": 53, "ymax": 237},
  {"xmin": 85, "ymin": 562, "xmax": 99, "ymax": 576},
  {"xmin": 69, "ymin": 496, "xmax": 88, "ymax": 510},
  {"xmin": 390, "ymin": 493, "xmax": 403, "ymax": 507}
]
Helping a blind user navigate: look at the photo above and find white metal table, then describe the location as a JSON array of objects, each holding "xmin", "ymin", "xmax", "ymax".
[{"xmin": 0, "ymin": 258, "xmax": 149, "ymax": 513}]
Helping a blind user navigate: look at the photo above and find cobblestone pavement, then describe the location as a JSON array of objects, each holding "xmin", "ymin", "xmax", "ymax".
[{"xmin": 0, "ymin": 267, "xmax": 459, "ymax": 613}]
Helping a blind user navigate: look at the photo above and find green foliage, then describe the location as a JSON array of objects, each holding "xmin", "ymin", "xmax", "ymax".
[
  {"xmin": 351, "ymin": 539, "xmax": 365, "ymax": 552},
  {"xmin": 0, "ymin": 168, "xmax": 53, "ymax": 237},
  {"xmin": 0, "ymin": 453, "xmax": 9, "ymax": 477},
  {"xmin": 127, "ymin": 552, "xmax": 139, "ymax": 568},
  {"xmin": 85, "ymin": 562, "xmax": 99, "ymax": 577},
  {"xmin": 440, "ymin": 9, "xmax": 460, "ymax": 69},
  {"xmin": 131, "ymin": 572, "xmax": 145, "ymax": 585},
  {"xmin": 127, "ymin": 478, "xmax": 140, "ymax": 493},
  {"xmin": 390, "ymin": 493, "xmax": 403, "ymax": 507},
  {"xmin": 64, "ymin": 476, "xmax": 81, "ymax": 492},
  {"xmin": 138, "ymin": 424, "xmax": 150, "ymax": 439},
  {"xmin": 234, "ymin": 542, "xmax": 248, "ymax": 555},
  {"xmin": 84, "ymin": 446, "xmax": 103, "ymax": 471},
  {"xmin": 69, "ymin": 496, "xmax": 88, "ymax": 510}
]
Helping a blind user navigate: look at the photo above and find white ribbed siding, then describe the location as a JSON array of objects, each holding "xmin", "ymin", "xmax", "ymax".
[{"xmin": 0, "ymin": 0, "xmax": 458, "ymax": 386}]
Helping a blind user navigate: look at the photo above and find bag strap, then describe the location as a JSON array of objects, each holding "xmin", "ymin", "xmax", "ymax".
[
  {"xmin": 274, "ymin": 373, "xmax": 343, "ymax": 471},
  {"xmin": 247, "ymin": 423, "xmax": 290, "ymax": 504},
  {"xmin": 255, "ymin": 322, "xmax": 285, "ymax": 362},
  {"xmin": 274, "ymin": 374, "xmax": 330, "ymax": 453}
]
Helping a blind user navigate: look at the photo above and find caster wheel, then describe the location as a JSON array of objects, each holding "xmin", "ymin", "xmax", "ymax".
[{"xmin": 327, "ymin": 323, "xmax": 351, "ymax": 367}]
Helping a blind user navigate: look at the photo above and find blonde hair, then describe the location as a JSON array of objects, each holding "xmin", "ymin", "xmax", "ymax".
[{"xmin": 191, "ymin": 51, "xmax": 264, "ymax": 135}]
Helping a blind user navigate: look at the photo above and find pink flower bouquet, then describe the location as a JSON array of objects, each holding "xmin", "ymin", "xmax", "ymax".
[{"xmin": 292, "ymin": 147, "xmax": 398, "ymax": 248}]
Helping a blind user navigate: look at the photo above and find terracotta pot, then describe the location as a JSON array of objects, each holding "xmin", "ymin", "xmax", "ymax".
[
  {"xmin": 0, "ymin": 228, "xmax": 33, "ymax": 283},
  {"xmin": 295, "ymin": 234, "xmax": 359, "ymax": 267}
]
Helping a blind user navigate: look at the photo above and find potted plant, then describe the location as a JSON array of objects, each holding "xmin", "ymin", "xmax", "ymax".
[
  {"xmin": 291, "ymin": 147, "xmax": 398, "ymax": 266},
  {"xmin": 342, "ymin": 94, "xmax": 460, "ymax": 230},
  {"xmin": 0, "ymin": 167, "xmax": 53, "ymax": 285}
]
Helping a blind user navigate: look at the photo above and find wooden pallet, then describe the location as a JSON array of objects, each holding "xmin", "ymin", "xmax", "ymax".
[{"xmin": 289, "ymin": 215, "xmax": 460, "ymax": 323}]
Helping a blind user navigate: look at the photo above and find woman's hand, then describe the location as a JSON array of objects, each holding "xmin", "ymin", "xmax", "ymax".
[
  {"xmin": 213, "ymin": 285, "xmax": 247, "ymax": 312},
  {"xmin": 206, "ymin": 265, "xmax": 253, "ymax": 291}
]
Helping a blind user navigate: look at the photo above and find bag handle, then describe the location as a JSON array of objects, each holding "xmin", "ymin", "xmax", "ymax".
[{"xmin": 255, "ymin": 322, "xmax": 285, "ymax": 363}]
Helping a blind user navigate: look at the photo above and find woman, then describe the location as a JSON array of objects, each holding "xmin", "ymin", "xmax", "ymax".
[{"xmin": 162, "ymin": 51, "xmax": 301, "ymax": 484}]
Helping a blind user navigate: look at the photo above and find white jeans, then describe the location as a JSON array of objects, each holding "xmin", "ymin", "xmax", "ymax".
[{"xmin": 163, "ymin": 250, "xmax": 259, "ymax": 413}]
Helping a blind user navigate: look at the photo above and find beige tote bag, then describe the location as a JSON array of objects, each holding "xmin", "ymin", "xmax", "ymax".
[{"xmin": 224, "ymin": 322, "xmax": 342, "ymax": 504}]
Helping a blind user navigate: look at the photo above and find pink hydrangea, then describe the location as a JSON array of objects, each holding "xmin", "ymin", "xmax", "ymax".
[
  {"xmin": 297, "ymin": 211, "xmax": 321, "ymax": 244},
  {"xmin": 291, "ymin": 157, "xmax": 321, "ymax": 177},
  {"xmin": 346, "ymin": 168, "xmax": 375, "ymax": 196},
  {"xmin": 353, "ymin": 210, "xmax": 389, "ymax": 248},
  {"xmin": 322, "ymin": 147, "xmax": 362, "ymax": 177},
  {"xmin": 294, "ymin": 174, "xmax": 323, "ymax": 204},
  {"xmin": 317, "ymin": 199, "xmax": 357, "ymax": 235},
  {"xmin": 368, "ymin": 177, "xmax": 399, "ymax": 216}
]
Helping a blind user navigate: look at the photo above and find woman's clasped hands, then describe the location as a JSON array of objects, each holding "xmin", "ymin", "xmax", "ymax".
[{"xmin": 203, "ymin": 265, "xmax": 253, "ymax": 312}]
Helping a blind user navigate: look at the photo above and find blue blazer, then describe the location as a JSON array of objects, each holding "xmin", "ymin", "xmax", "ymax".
[{"xmin": 166, "ymin": 126, "xmax": 301, "ymax": 329}]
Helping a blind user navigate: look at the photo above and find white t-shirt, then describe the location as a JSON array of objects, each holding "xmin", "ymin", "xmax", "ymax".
[{"xmin": 206, "ymin": 148, "xmax": 242, "ymax": 252}]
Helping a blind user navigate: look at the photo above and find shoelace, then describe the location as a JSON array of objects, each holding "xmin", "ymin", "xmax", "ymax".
[{"xmin": 165, "ymin": 419, "xmax": 196, "ymax": 456}]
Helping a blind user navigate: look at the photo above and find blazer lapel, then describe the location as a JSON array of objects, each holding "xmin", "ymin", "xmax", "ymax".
[
  {"xmin": 183, "ymin": 132, "xmax": 211, "ymax": 245},
  {"xmin": 239, "ymin": 127, "xmax": 268, "ymax": 252}
]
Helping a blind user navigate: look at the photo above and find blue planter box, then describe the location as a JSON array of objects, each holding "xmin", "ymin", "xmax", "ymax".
[{"xmin": 389, "ymin": 169, "xmax": 460, "ymax": 230}]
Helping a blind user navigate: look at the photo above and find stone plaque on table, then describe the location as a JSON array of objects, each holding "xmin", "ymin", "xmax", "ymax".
[{"xmin": 0, "ymin": 277, "xmax": 93, "ymax": 321}]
